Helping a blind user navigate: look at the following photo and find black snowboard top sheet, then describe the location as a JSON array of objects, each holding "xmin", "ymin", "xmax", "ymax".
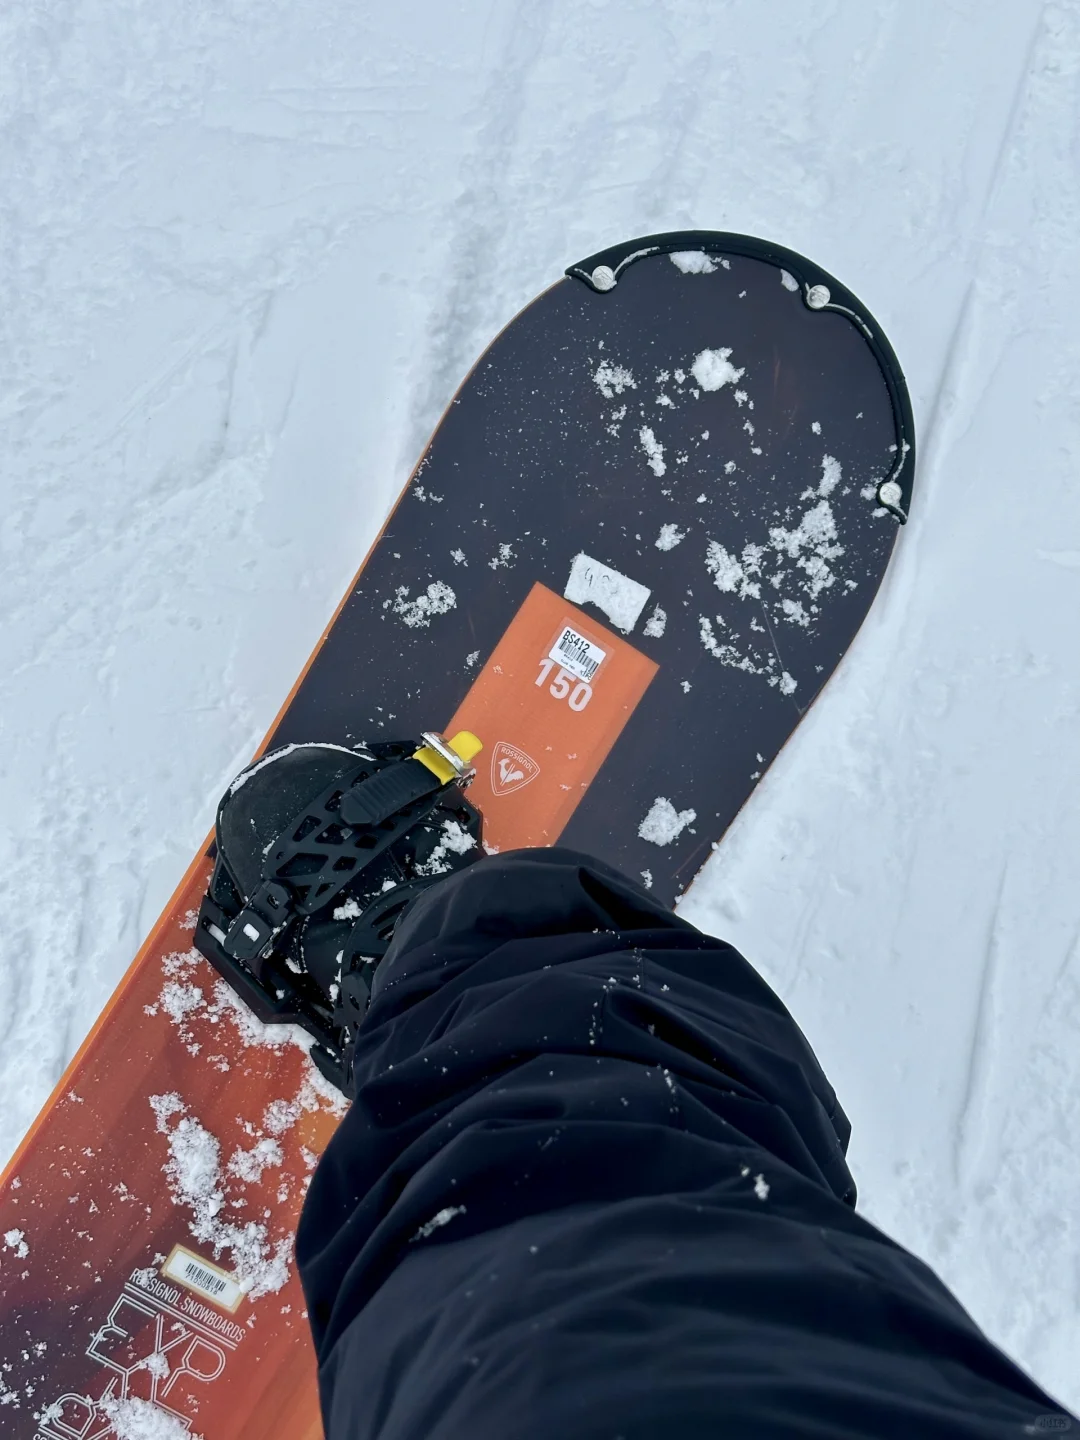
[{"xmin": 277, "ymin": 232, "xmax": 914, "ymax": 903}]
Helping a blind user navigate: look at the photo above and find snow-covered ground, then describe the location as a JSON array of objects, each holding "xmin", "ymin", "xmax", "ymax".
[{"xmin": 2, "ymin": 0, "xmax": 1078, "ymax": 1412}]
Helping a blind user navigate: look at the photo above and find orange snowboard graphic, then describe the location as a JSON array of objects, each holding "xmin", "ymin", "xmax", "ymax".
[
  {"xmin": 448, "ymin": 583, "xmax": 658, "ymax": 851},
  {"xmin": 0, "ymin": 855, "xmax": 339, "ymax": 1440}
]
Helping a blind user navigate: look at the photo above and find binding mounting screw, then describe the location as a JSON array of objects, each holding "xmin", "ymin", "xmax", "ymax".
[
  {"xmin": 591, "ymin": 265, "xmax": 616, "ymax": 292},
  {"xmin": 878, "ymin": 480, "xmax": 903, "ymax": 509},
  {"xmin": 806, "ymin": 284, "xmax": 831, "ymax": 309}
]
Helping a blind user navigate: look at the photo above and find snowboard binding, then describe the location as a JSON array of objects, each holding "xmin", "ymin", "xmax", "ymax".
[{"xmin": 193, "ymin": 730, "xmax": 484, "ymax": 1094}]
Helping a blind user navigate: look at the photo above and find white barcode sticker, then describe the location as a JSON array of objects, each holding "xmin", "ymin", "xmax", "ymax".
[
  {"xmin": 548, "ymin": 626, "xmax": 607, "ymax": 684},
  {"xmin": 162, "ymin": 1244, "xmax": 245, "ymax": 1313}
]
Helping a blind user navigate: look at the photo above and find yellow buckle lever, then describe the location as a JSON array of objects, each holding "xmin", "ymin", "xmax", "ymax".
[{"xmin": 413, "ymin": 730, "xmax": 483, "ymax": 785}]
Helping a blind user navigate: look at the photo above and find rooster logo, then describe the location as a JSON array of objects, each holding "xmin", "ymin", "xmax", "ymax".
[
  {"xmin": 490, "ymin": 741, "xmax": 540, "ymax": 796},
  {"xmin": 498, "ymin": 757, "xmax": 525, "ymax": 786}
]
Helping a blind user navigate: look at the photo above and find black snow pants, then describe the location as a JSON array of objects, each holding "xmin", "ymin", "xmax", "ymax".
[{"xmin": 297, "ymin": 848, "xmax": 1073, "ymax": 1439}]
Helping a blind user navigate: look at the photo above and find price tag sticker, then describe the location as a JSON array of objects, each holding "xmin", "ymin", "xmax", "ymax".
[{"xmin": 547, "ymin": 626, "xmax": 607, "ymax": 683}]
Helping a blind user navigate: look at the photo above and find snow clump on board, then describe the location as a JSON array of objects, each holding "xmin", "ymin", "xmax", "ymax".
[
  {"xmin": 643, "ymin": 605, "xmax": 667, "ymax": 638},
  {"xmin": 691, "ymin": 348, "xmax": 744, "ymax": 392},
  {"xmin": 639, "ymin": 797, "xmax": 696, "ymax": 845},
  {"xmin": 669, "ymin": 251, "xmax": 716, "ymax": 274},
  {"xmin": 655, "ymin": 523, "xmax": 685, "ymax": 550},
  {"xmin": 705, "ymin": 541, "xmax": 763, "ymax": 600},
  {"xmin": 639, "ymin": 425, "xmax": 666, "ymax": 476},
  {"xmin": 697, "ymin": 617, "xmax": 798, "ymax": 696},
  {"xmin": 101, "ymin": 1395, "xmax": 201, "ymax": 1440},
  {"xmin": 695, "ymin": 453, "xmax": 854, "ymax": 687},
  {"xmin": 4, "ymin": 1227, "xmax": 29, "ymax": 1259},
  {"xmin": 389, "ymin": 580, "xmax": 456, "ymax": 628},
  {"xmin": 416, "ymin": 818, "xmax": 477, "ymax": 876},
  {"xmin": 768, "ymin": 498, "xmax": 842, "ymax": 600},
  {"xmin": 143, "ymin": 949, "xmax": 347, "ymax": 1299},
  {"xmin": 593, "ymin": 359, "xmax": 636, "ymax": 398},
  {"xmin": 149, "ymin": 1092, "xmax": 293, "ymax": 1299}
]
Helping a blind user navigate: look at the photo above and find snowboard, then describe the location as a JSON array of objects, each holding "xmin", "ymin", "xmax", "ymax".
[{"xmin": 0, "ymin": 232, "xmax": 914, "ymax": 1439}]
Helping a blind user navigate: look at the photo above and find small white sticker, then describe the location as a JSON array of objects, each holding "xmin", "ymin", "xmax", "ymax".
[
  {"xmin": 162, "ymin": 1244, "xmax": 244, "ymax": 1313},
  {"xmin": 548, "ymin": 626, "xmax": 607, "ymax": 684},
  {"xmin": 564, "ymin": 553, "xmax": 651, "ymax": 633}
]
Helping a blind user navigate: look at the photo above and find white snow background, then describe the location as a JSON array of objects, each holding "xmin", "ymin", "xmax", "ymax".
[{"xmin": 1, "ymin": 0, "xmax": 1078, "ymax": 1411}]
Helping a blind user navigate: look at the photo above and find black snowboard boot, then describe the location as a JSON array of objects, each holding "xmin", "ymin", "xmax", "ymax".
[{"xmin": 193, "ymin": 731, "xmax": 484, "ymax": 1094}]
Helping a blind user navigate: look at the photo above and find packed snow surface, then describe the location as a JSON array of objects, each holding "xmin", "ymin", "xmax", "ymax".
[{"xmin": 1, "ymin": 0, "xmax": 1079, "ymax": 1413}]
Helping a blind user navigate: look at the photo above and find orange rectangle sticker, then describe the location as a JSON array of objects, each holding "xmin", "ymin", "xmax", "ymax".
[{"xmin": 445, "ymin": 582, "xmax": 658, "ymax": 851}]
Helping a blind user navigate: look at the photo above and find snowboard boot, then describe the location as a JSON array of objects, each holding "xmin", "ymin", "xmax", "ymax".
[{"xmin": 193, "ymin": 731, "xmax": 484, "ymax": 1094}]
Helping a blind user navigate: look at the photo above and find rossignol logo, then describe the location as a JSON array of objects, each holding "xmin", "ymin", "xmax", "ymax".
[
  {"xmin": 34, "ymin": 1267, "xmax": 245, "ymax": 1440},
  {"xmin": 490, "ymin": 741, "xmax": 540, "ymax": 796}
]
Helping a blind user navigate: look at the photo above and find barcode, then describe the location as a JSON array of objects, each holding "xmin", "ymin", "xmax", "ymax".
[
  {"xmin": 184, "ymin": 1261, "xmax": 227, "ymax": 1296},
  {"xmin": 556, "ymin": 632, "xmax": 599, "ymax": 680},
  {"xmin": 162, "ymin": 1243, "xmax": 244, "ymax": 1312}
]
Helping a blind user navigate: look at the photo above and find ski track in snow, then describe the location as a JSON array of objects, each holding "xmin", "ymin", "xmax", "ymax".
[{"xmin": 1, "ymin": 0, "xmax": 1079, "ymax": 1413}]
